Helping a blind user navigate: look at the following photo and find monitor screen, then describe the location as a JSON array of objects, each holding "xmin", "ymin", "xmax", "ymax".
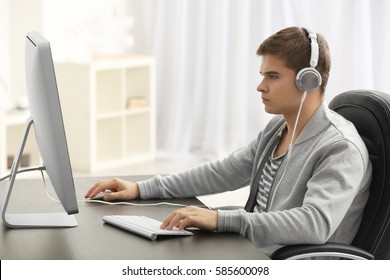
[{"xmin": 0, "ymin": 31, "xmax": 78, "ymax": 228}]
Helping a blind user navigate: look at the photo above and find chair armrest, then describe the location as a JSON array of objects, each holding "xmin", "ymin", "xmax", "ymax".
[{"xmin": 270, "ymin": 242, "xmax": 374, "ymax": 260}]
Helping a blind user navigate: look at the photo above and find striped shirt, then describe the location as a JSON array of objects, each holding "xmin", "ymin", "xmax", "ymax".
[{"xmin": 254, "ymin": 145, "xmax": 286, "ymax": 213}]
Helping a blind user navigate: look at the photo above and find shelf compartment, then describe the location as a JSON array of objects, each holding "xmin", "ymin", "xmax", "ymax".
[
  {"xmin": 125, "ymin": 66, "xmax": 151, "ymax": 104},
  {"xmin": 96, "ymin": 69, "xmax": 122, "ymax": 115},
  {"xmin": 125, "ymin": 113, "xmax": 152, "ymax": 157},
  {"xmin": 96, "ymin": 118, "xmax": 123, "ymax": 162}
]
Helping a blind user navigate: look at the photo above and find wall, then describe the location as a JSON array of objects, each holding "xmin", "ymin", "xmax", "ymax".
[
  {"xmin": 0, "ymin": 0, "xmax": 10, "ymax": 108},
  {"xmin": 6, "ymin": 0, "xmax": 43, "ymax": 107}
]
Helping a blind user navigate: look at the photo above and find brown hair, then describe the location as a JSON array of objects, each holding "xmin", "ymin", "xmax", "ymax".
[{"xmin": 257, "ymin": 26, "xmax": 331, "ymax": 93}]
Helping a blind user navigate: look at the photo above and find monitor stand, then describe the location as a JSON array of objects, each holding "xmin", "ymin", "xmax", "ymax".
[{"xmin": 0, "ymin": 117, "xmax": 78, "ymax": 228}]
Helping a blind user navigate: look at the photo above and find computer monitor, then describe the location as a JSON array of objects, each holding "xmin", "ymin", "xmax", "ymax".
[{"xmin": 0, "ymin": 31, "xmax": 78, "ymax": 228}]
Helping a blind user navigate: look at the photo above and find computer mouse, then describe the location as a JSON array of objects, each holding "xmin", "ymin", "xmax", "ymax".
[{"xmin": 88, "ymin": 191, "xmax": 112, "ymax": 201}]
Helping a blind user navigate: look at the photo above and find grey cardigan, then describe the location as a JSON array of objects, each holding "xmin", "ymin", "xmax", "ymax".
[{"xmin": 137, "ymin": 103, "xmax": 372, "ymax": 255}]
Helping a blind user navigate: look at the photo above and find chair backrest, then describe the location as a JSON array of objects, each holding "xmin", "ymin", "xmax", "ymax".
[{"xmin": 329, "ymin": 90, "xmax": 390, "ymax": 260}]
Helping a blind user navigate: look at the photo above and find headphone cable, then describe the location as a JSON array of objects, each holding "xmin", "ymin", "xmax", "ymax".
[{"xmin": 268, "ymin": 90, "xmax": 308, "ymax": 209}]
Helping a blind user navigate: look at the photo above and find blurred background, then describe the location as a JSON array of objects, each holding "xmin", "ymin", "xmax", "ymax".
[{"xmin": 0, "ymin": 0, "xmax": 389, "ymax": 205}]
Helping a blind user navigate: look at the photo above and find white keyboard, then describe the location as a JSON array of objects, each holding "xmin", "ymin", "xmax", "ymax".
[{"xmin": 102, "ymin": 215, "xmax": 193, "ymax": 240}]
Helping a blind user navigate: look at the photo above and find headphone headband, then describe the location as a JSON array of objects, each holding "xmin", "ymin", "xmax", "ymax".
[{"xmin": 303, "ymin": 28, "xmax": 319, "ymax": 68}]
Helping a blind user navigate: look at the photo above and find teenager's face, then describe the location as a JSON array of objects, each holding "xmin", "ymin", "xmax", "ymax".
[{"xmin": 257, "ymin": 54, "xmax": 303, "ymax": 115}]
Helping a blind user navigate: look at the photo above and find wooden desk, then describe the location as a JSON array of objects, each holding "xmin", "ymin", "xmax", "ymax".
[{"xmin": 0, "ymin": 175, "xmax": 269, "ymax": 260}]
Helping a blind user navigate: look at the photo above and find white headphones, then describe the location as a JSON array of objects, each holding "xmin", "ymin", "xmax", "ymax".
[{"xmin": 295, "ymin": 27, "xmax": 322, "ymax": 93}]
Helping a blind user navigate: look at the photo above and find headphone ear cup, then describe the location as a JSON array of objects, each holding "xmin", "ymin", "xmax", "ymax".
[{"xmin": 295, "ymin": 67, "xmax": 322, "ymax": 92}]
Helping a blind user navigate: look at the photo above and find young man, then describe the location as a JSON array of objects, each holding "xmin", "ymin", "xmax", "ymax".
[{"xmin": 85, "ymin": 26, "xmax": 372, "ymax": 255}]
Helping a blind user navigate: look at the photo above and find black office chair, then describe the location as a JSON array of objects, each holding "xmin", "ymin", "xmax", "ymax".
[{"xmin": 271, "ymin": 90, "xmax": 390, "ymax": 260}]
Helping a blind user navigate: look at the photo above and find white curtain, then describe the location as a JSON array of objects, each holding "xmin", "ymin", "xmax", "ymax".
[{"xmin": 140, "ymin": 0, "xmax": 390, "ymax": 160}]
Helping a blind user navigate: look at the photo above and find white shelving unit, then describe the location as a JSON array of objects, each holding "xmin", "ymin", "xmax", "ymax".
[{"xmin": 55, "ymin": 56, "xmax": 156, "ymax": 173}]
